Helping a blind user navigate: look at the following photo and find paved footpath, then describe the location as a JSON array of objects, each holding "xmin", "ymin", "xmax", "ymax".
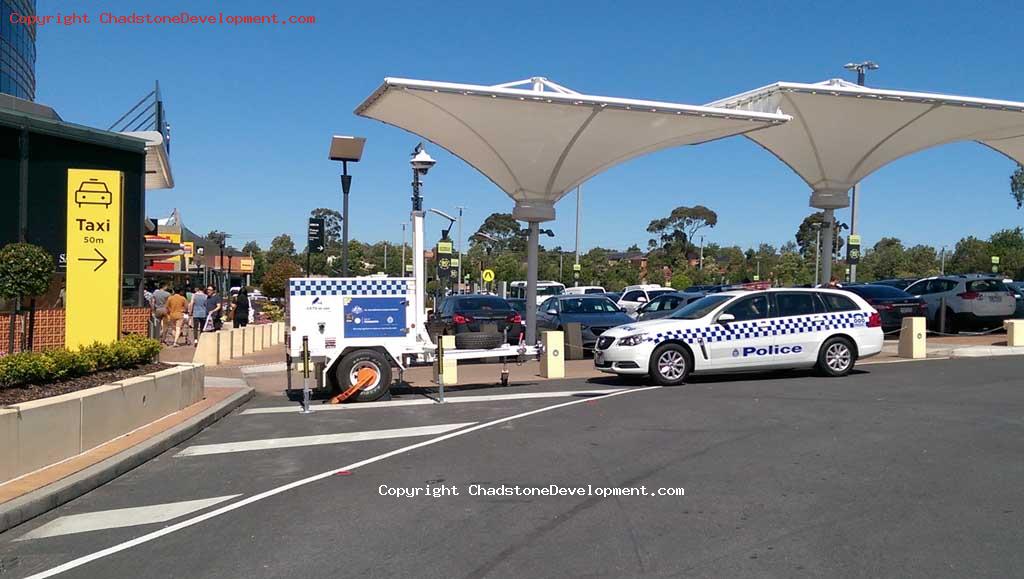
[{"xmin": 1, "ymin": 356, "xmax": 1023, "ymax": 578}]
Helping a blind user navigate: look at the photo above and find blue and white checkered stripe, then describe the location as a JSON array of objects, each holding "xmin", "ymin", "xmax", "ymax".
[
  {"xmin": 649, "ymin": 311, "xmax": 870, "ymax": 344},
  {"xmin": 289, "ymin": 278, "xmax": 409, "ymax": 296}
]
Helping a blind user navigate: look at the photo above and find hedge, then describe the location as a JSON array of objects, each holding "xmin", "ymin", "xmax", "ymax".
[{"xmin": 0, "ymin": 335, "xmax": 162, "ymax": 388}]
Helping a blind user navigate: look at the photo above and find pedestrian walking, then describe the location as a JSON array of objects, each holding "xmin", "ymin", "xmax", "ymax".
[
  {"xmin": 190, "ymin": 287, "xmax": 208, "ymax": 342},
  {"xmin": 152, "ymin": 282, "xmax": 172, "ymax": 344},
  {"xmin": 166, "ymin": 287, "xmax": 189, "ymax": 347},
  {"xmin": 233, "ymin": 287, "xmax": 250, "ymax": 328},
  {"xmin": 205, "ymin": 286, "xmax": 224, "ymax": 331}
]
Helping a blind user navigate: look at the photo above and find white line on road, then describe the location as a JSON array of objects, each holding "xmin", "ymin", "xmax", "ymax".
[
  {"xmin": 240, "ymin": 389, "xmax": 626, "ymax": 415},
  {"xmin": 28, "ymin": 386, "xmax": 659, "ymax": 578},
  {"xmin": 16, "ymin": 495, "xmax": 241, "ymax": 541},
  {"xmin": 175, "ymin": 423, "xmax": 475, "ymax": 457}
]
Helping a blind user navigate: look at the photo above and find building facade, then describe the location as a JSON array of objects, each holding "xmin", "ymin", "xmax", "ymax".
[{"xmin": 0, "ymin": 0, "xmax": 36, "ymax": 101}]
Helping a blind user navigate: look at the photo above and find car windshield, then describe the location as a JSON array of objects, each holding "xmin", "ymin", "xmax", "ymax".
[
  {"xmin": 669, "ymin": 295, "xmax": 732, "ymax": 319},
  {"xmin": 647, "ymin": 289, "xmax": 675, "ymax": 300},
  {"xmin": 848, "ymin": 285, "xmax": 913, "ymax": 299},
  {"xmin": 538, "ymin": 285, "xmax": 564, "ymax": 296},
  {"xmin": 455, "ymin": 297, "xmax": 509, "ymax": 311},
  {"xmin": 559, "ymin": 297, "xmax": 619, "ymax": 314}
]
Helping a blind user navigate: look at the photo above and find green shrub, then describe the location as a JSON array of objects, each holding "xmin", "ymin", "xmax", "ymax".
[
  {"xmin": 0, "ymin": 336, "xmax": 161, "ymax": 388},
  {"xmin": 260, "ymin": 302, "xmax": 285, "ymax": 322}
]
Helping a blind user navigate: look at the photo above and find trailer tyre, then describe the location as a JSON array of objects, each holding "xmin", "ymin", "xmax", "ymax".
[
  {"xmin": 335, "ymin": 349, "xmax": 392, "ymax": 402},
  {"xmin": 455, "ymin": 332, "xmax": 504, "ymax": 350}
]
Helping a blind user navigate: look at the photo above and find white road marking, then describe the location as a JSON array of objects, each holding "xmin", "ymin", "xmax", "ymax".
[
  {"xmin": 28, "ymin": 387, "xmax": 659, "ymax": 578},
  {"xmin": 175, "ymin": 423, "xmax": 475, "ymax": 457},
  {"xmin": 241, "ymin": 389, "xmax": 626, "ymax": 415},
  {"xmin": 16, "ymin": 495, "xmax": 240, "ymax": 541}
]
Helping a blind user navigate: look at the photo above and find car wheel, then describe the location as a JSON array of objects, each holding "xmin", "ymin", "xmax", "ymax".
[
  {"xmin": 455, "ymin": 332, "xmax": 504, "ymax": 350},
  {"xmin": 335, "ymin": 349, "xmax": 393, "ymax": 402},
  {"xmin": 648, "ymin": 343, "xmax": 691, "ymax": 386},
  {"xmin": 817, "ymin": 337, "xmax": 856, "ymax": 377}
]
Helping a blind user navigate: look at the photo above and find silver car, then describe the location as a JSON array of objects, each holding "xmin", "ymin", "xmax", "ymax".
[
  {"xmin": 635, "ymin": 291, "xmax": 705, "ymax": 321},
  {"xmin": 904, "ymin": 275, "xmax": 1016, "ymax": 333}
]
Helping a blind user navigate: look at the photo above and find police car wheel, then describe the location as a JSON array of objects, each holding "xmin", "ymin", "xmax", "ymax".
[
  {"xmin": 817, "ymin": 337, "xmax": 855, "ymax": 377},
  {"xmin": 649, "ymin": 344, "xmax": 691, "ymax": 386},
  {"xmin": 335, "ymin": 349, "xmax": 393, "ymax": 402}
]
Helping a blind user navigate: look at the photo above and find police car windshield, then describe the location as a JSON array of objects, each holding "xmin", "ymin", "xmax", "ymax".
[{"xmin": 669, "ymin": 295, "xmax": 732, "ymax": 319}]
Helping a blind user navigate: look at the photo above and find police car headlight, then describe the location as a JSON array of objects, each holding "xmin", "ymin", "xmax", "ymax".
[{"xmin": 618, "ymin": 334, "xmax": 647, "ymax": 347}]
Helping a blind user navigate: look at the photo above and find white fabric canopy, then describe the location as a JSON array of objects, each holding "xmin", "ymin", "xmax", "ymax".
[
  {"xmin": 356, "ymin": 77, "xmax": 790, "ymax": 221},
  {"xmin": 709, "ymin": 79, "xmax": 1024, "ymax": 208}
]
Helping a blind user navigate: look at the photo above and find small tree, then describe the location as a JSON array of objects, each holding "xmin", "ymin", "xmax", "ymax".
[
  {"xmin": 1011, "ymin": 164, "xmax": 1024, "ymax": 209},
  {"xmin": 261, "ymin": 259, "xmax": 302, "ymax": 299},
  {"xmin": 0, "ymin": 243, "xmax": 56, "ymax": 352}
]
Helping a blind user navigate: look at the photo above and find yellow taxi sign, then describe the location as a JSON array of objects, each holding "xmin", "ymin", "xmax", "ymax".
[
  {"xmin": 482, "ymin": 269, "xmax": 495, "ymax": 283},
  {"xmin": 66, "ymin": 169, "xmax": 123, "ymax": 349}
]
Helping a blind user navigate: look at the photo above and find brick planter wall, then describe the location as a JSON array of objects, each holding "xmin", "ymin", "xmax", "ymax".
[{"xmin": 0, "ymin": 307, "xmax": 151, "ymax": 355}]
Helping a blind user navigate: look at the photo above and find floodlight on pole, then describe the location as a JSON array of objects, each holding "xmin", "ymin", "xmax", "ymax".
[
  {"xmin": 329, "ymin": 135, "xmax": 366, "ymax": 277},
  {"xmin": 841, "ymin": 60, "xmax": 879, "ymax": 283}
]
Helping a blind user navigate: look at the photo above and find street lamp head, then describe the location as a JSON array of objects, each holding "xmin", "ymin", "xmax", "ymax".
[
  {"xmin": 844, "ymin": 61, "xmax": 880, "ymax": 72},
  {"xmin": 329, "ymin": 135, "xmax": 366, "ymax": 162},
  {"xmin": 428, "ymin": 208, "xmax": 456, "ymax": 223},
  {"xmin": 410, "ymin": 142, "xmax": 436, "ymax": 174}
]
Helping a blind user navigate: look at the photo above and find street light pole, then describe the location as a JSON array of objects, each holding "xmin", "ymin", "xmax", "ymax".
[
  {"xmin": 456, "ymin": 206, "xmax": 465, "ymax": 293},
  {"xmin": 341, "ymin": 160, "xmax": 351, "ymax": 276},
  {"xmin": 401, "ymin": 222, "xmax": 407, "ymax": 276},
  {"xmin": 699, "ymin": 235, "xmax": 705, "ymax": 270},
  {"xmin": 843, "ymin": 60, "xmax": 879, "ymax": 283}
]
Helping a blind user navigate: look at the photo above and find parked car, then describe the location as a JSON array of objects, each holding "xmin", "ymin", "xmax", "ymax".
[
  {"xmin": 537, "ymin": 295, "xmax": 634, "ymax": 349},
  {"xmin": 564, "ymin": 285, "xmax": 606, "ymax": 295},
  {"xmin": 904, "ymin": 275, "xmax": 1016, "ymax": 333},
  {"xmin": 1007, "ymin": 282, "xmax": 1024, "ymax": 318},
  {"xmin": 510, "ymin": 280, "xmax": 565, "ymax": 305},
  {"xmin": 635, "ymin": 291, "xmax": 706, "ymax": 321},
  {"xmin": 506, "ymin": 298, "xmax": 528, "ymax": 317},
  {"xmin": 426, "ymin": 294, "xmax": 523, "ymax": 348},
  {"xmin": 617, "ymin": 286, "xmax": 675, "ymax": 315},
  {"xmin": 840, "ymin": 284, "xmax": 927, "ymax": 332},
  {"xmin": 872, "ymin": 278, "xmax": 920, "ymax": 291},
  {"xmin": 600, "ymin": 291, "xmax": 622, "ymax": 303}
]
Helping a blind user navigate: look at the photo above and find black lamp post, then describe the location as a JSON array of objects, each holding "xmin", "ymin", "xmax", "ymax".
[{"xmin": 329, "ymin": 135, "xmax": 366, "ymax": 276}]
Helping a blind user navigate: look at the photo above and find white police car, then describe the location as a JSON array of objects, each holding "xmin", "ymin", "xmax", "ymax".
[{"xmin": 594, "ymin": 289, "xmax": 884, "ymax": 385}]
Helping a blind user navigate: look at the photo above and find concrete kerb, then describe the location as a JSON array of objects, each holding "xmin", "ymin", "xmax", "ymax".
[
  {"xmin": 0, "ymin": 384, "xmax": 254, "ymax": 534},
  {"xmin": 949, "ymin": 345, "xmax": 1024, "ymax": 358}
]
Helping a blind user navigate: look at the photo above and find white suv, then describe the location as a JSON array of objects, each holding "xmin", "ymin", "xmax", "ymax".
[
  {"xmin": 904, "ymin": 275, "xmax": 1016, "ymax": 333},
  {"xmin": 617, "ymin": 285, "xmax": 675, "ymax": 315}
]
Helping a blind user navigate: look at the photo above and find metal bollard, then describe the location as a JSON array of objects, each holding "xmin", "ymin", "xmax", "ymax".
[{"xmin": 300, "ymin": 336, "xmax": 313, "ymax": 414}]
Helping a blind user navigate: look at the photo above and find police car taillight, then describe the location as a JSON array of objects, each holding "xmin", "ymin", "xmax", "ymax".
[{"xmin": 867, "ymin": 312, "xmax": 882, "ymax": 328}]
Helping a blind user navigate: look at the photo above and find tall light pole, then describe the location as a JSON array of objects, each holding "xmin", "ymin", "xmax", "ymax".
[
  {"xmin": 574, "ymin": 184, "xmax": 582, "ymax": 286},
  {"xmin": 699, "ymin": 235, "xmax": 705, "ymax": 270},
  {"xmin": 410, "ymin": 143, "xmax": 436, "ymax": 334},
  {"xmin": 843, "ymin": 60, "xmax": 879, "ymax": 283},
  {"xmin": 401, "ymin": 222, "xmax": 407, "ymax": 276},
  {"xmin": 940, "ymin": 245, "xmax": 946, "ymax": 275},
  {"xmin": 329, "ymin": 135, "xmax": 366, "ymax": 277},
  {"xmin": 455, "ymin": 206, "xmax": 465, "ymax": 293}
]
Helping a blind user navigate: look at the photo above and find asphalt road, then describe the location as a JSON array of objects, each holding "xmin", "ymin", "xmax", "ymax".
[{"xmin": 2, "ymin": 357, "xmax": 1024, "ymax": 578}]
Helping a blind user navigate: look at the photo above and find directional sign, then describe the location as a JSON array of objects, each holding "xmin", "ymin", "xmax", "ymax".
[
  {"xmin": 66, "ymin": 169, "xmax": 123, "ymax": 349},
  {"xmin": 846, "ymin": 235, "xmax": 861, "ymax": 265},
  {"xmin": 437, "ymin": 240, "xmax": 453, "ymax": 255},
  {"xmin": 308, "ymin": 218, "xmax": 325, "ymax": 254},
  {"xmin": 449, "ymin": 257, "xmax": 460, "ymax": 268},
  {"xmin": 482, "ymin": 269, "xmax": 495, "ymax": 283},
  {"xmin": 573, "ymin": 263, "xmax": 581, "ymax": 272},
  {"xmin": 991, "ymin": 256, "xmax": 1000, "ymax": 264}
]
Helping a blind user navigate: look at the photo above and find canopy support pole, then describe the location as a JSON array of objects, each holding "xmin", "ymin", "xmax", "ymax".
[
  {"xmin": 526, "ymin": 222, "xmax": 540, "ymax": 345},
  {"xmin": 820, "ymin": 208, "xmax": 834, "ymax": 285}
]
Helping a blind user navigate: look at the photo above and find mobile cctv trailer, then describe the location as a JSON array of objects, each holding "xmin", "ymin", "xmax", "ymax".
[{"xmin": 286, "ymin": 276, "xmax": 538, "ymax": 403}]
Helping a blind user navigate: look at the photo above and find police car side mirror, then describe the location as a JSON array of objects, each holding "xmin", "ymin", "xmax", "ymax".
[{"xmin": 717, "ymin": 313, "xmax": 736, "ymax": 324}]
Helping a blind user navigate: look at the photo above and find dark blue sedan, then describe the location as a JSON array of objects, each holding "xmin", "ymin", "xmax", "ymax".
[{"xmin": 536, "ymin": 295, "xmax": 634, "ymax": 349}]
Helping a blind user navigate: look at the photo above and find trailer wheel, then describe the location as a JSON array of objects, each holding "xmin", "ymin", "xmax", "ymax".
[{"xmin": 335, "ymin": 349, "xmax": 392, "ymax": 402}]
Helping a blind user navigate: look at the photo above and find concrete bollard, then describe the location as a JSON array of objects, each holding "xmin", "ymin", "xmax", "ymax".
[
  {"xmin": 193, "ymin": 332, "xmax": 220, "ymax": 366},
  {"xmin": 243, "ymin": 326, "xmax": 255, "ymax": 354},
  {"xmin": 231, "ymin": 328, "xmax": 245, "ymax": 358},
  {"xmin": 274, "ymin": 322, "xmax": 284, "ymax": 345},
  {"xmin": 540, "ymin": 330, "xmax": 565, "ymax": 379},
  {"xmin": 1005, "ymin": 319, "xmax": 1024, "ymax": 347},
  {"xmin": 564, "ymin": 323, "xmax": 584, "ymax": 360},
  {"xmin": 433, "ymin": 335, "xmax": 457, "ymax": 386},
  {"xmin": 217, "ymin": 330, "xmax": 233, "ymax": 361},
  {"xmin": 898, "ymin": 316, "xmax": 926, "ymax": 359},
  {"xmin": 260, "ymin": 324, "xmax": 270, "ymax": 349}
]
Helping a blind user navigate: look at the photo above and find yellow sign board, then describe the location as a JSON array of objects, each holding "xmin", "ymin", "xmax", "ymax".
[
  {"xmin": 66, "ymin": 169, "xmax": 124, "ymax": 349},
  {"xmin": 437, "ymin": 241, "xmax": 453, "ymax": 255},
  {"xmin": 482, "ymin": 269, "xmax": 495, "ymax": 283},
  {"xmin": 848, "ymin": 234, "xmax": 861, "ymax": 246}
]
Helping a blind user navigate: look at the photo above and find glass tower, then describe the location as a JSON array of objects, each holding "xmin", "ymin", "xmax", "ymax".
[{"xmin": 0, "ymin": 0, "xmax": 36, "ymax": 100}]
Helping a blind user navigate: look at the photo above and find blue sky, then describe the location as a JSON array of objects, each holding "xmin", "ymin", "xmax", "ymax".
[{"xmin": 35, "ymin": 0, "xmax": 1024, "ymax": 254}]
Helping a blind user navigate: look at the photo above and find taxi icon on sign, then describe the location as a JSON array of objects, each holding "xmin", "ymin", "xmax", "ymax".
[{"xmin": 74, "ymin": 179, "xmax": 112, "ymax": 208}]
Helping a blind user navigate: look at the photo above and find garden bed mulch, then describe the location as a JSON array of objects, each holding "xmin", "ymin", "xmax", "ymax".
[{"xmin": 0, "ymin": 363, "xmax": 174, "ymax": 406}]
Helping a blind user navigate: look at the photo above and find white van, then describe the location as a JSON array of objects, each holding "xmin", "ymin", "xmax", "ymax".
[
  {"xmin": 564, "ymin": 285, "xmax": 606, "ymax": 295},
  {"xmin": 510, "ymin": 281, "xmax": 566, "ymax": 305}
]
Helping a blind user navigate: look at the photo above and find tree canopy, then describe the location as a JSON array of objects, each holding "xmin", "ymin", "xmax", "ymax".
[{"xmin": 646, "ymin": 205, "xmax": 717, "ymax": 257}]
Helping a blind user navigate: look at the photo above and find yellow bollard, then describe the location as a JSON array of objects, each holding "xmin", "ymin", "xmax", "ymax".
[
  {"xmin": 540, "ymin": 331, "xmax": 565, "ymax": 379},
  {"xmin": 433, "ymin": 335, "xmax": 457, "ymax": 386},
  {"xmin": 1005, "ymin": 319, "xmax": 1024, "ymax": 347},
  {"xmin": 898, "ymin": 316, "xmax": 926, "ymax": 359}
]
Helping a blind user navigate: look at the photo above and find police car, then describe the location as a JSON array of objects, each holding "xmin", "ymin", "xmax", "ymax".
[{"xmin": 594, "ymin": 288, "xmax": 884, "ymax": 385}]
